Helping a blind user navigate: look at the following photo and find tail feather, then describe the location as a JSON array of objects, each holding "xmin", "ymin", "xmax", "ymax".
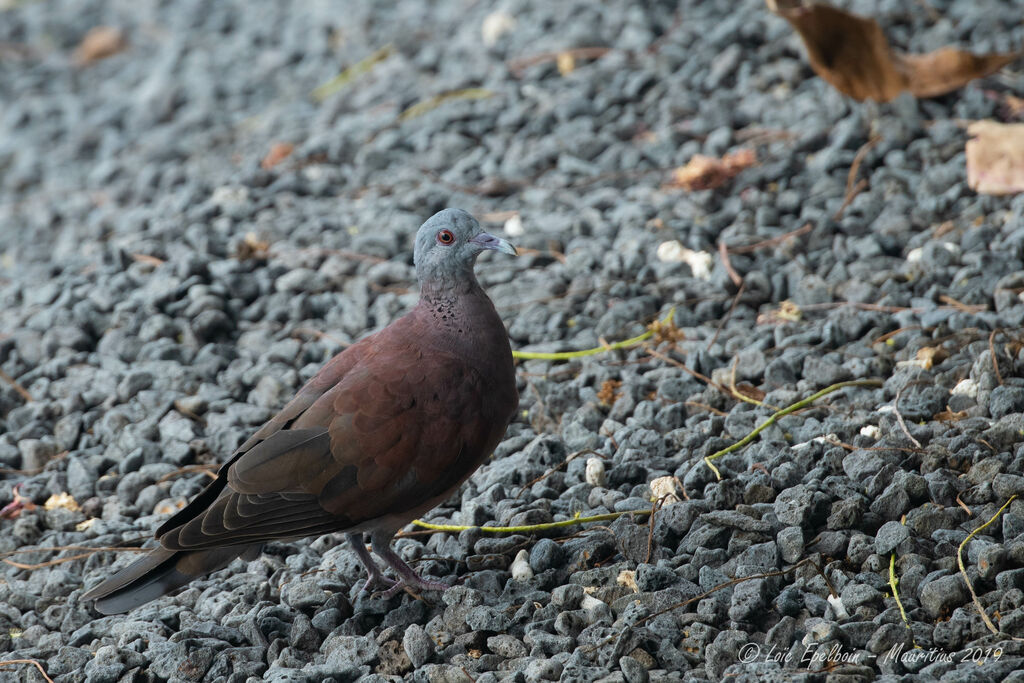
[{"xmin": 82, "ymin": 545, "xmax": 249, "ymax": 615}]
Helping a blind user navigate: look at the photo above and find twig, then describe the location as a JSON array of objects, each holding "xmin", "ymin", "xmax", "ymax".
[
  {"xmin": 832, "ymin": 178, "xmax": 868, "ymax": 221},
  {"xmin": 157, "ymin": 464, "xmax": 218, "ymax": 483},
  {"xmin": 0, "ymin": 544, "xmax": 149, "ymax": 561},
  {"xmin": 893, "ymin": 386, "xmax": 923, "ymax": 449},
  {"xmin": 411, "ymin": 509, "xmax": 652, "ymax": 534},
  {"xmin": 938, "ymin": 295, "xmax": 986, "ymax": 313},
  {"xmin": 956, "ymin": 493, "xmax": 973, "ymax": 517},
  {"xmin": 726, "ymin": 223, "xmax": 812, "ymax": 254},
  {"xmin": 514, "ymin": 449, "xmax": 603, "ymax": 500},
  {"xmin": 957, "ymin": 495, "xmax": 1019, "ymax": 639},
  {"xmin": 702, "ymin": 380, "xmax": 883, "ymax": 479},
  {"xmin": 889, "ymin": 553, "xmax": 917, "ymax": 645},
  {"xmin": 846, "ymin": 135, "xmax": 880, "ymax": 198},
  {"xmin": 684, "ymin": 401, "xmax": 728, "ymax": 417},
  {"xmin": 717, "ymin": 240, "xmax": 743, "ymax": 288},
  {"xmin": 872, "ymin": 326, "xmax": 925, "ymax": 345},
  {"xmin": 989, "ymin": 329, "xmax": 1004, "ymax": 386},
  {"xmin": 644, "ymin": 497, "xmax": 666, "ymax": 564},
  {"xmin": 507, "ymin": 47, "xmax": 612, "ymax": 76},
  {"xmin": 311, "ymin": 45, "xmax": 394, "ymax": 102},
  {"xmin": 0, "ymin": 660, "xmax": 53, "ymax": 683},
  {"xmin": 512, "ymin": 308, "xmax": 675, "ymax": 361},
  {"xmin": 601, "ymin": 557, "xmax": 837, "ymax": 652},
  {"xmin": 0, "ymin": 368, "xmax": 32, "ymax": 402},
  {"xmin": 707, "ymin": 279, "xmax": 746, "ymax": 350}
]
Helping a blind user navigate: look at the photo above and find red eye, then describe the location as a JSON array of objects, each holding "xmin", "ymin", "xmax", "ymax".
[{"xmin": 437, "ymin": 229, "xmax": 455, "ymax": 245}]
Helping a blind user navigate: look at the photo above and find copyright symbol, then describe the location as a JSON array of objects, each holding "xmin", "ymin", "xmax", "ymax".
[{"xmin": 739, "ymin": 643, "xmax": 761, "ymax": 663}]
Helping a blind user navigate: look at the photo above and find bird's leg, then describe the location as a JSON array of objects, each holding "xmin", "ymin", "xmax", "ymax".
[
  {"xmin": 370, "ymin": 530, "xmax": 451, "ymax": 598},
  {"xmin": 346, "ymin": 533, "xmax": 396, "ymax": 594}
]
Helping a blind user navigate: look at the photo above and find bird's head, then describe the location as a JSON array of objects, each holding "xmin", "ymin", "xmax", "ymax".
[{"xmin": 414, "ymin": 208, "xmax": 517, "ymax": 286}]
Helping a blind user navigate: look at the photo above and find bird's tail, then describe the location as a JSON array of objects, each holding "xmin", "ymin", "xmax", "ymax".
[{"xmin": 82, "ymin": 544, "xmax": 254, "ymax": 615}]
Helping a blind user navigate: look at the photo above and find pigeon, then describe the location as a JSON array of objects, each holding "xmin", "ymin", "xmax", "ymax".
[{"xmin": 83, "ymin": 208, "xmax": 519, "ymax": 614}]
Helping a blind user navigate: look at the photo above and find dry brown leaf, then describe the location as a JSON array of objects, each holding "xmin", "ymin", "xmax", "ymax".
[
  {"xmin": 598, "ymin": 379, "xmax": 623, "ymax": 407},
  {"xmin": 73, "ymin": 26, "xmax": 127, "ymax": 66},
  {"xmin": 966, "ymin": 121, "xmax": 1024, "ymax": 196},
  {"xmin": 935, "ymin": 408, "xmax": 968, "ymax": 422},
  {"xmin": 734, "ymin": 382, "xmax": 767, "ymax": 402},
  {"xmin": 756, "ymin": 299, "xmax": 803, "ymax": 325},
  {"xmin": 261, "ymin": 142, "xmax": 295, "ymax": 170},
  {"xmin": 667, "ymin": 149, "xmax": 757, "ymax": 191},
  {"xmin": 767, "ymin": 1, "xmax": 1020, "ymax": 102},
  {"xmin": 1001, "ymin": 94, "xmax": 1024, "ymax": 119},
  {"xmin": 44, "ymin": 492, "xmax": 80, "ymax": 512},
  {"xmin": 234, "ymin": 232, "xmax": 271, "ymax": 260},
  {"xmin": 915, "ymin": 346, "xmax": 949, "ymax": 370},
  {"xmin": 556, "ymin": 52, "xmax": 576, "ymax": 76}
]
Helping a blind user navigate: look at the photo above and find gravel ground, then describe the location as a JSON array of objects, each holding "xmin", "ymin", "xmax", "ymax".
[{"xmin": 3, "ymin": 0, "xmax": 1024, "ymax": 681}]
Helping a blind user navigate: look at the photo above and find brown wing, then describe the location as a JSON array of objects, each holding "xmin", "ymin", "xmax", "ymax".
[{"xmin": 159, "ymin": 340, "xmax": 502, "ymax": 552}]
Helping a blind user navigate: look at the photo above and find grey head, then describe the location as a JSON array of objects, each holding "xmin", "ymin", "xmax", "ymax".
[{"xmin": 413, "ymin": 208, "xmax": 516, "ymax": 287}]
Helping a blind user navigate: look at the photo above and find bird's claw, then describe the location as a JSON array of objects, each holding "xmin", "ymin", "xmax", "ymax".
[{"xmin": 373, "ymin": 575, "xmax": 450, "ymax": 600}]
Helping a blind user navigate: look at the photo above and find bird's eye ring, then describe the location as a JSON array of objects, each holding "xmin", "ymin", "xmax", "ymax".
[{"xmin": 437, "ymin": 229, "xmax": 455, "ymax": 245}]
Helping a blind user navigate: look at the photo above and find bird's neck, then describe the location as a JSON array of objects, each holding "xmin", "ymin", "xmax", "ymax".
[{"xmin": 416, "ymin": 278, "xmax": 508, "ymax": 358}]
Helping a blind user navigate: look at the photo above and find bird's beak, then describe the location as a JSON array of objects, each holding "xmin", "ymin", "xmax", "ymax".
[{"xmin": 470, "ymin": 232, "xmax": 517, "ymax": 256}]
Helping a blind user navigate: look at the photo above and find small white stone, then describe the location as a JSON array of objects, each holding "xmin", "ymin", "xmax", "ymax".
[
  {"xmin": 585, "ymin": 458, "xmax": 606, "ymax": 486},
  {"xmin": 859, "ymin": 424, "xmax": 882, "ymax": 439},
  {"xmin": 649, "ymin": 475, "xmax": 681, "ymax": 505},
  {"xmin": 906, "ymin": 247, "xmax": 924, "ymax": 264},
  {"xmin": 656, "ymin": 241, "xmax": 713, "ymax": 280},
  {"xmin": 580, "ymin": 594, "xmax": 605, "ymax": 611},
  {"xmin": 503, "ymin": 213, "xmax": 524, "ymax": 237},
  {"xmin": 827, "ymin": 594, "xmax": 850, "ymax": 620},
  {"xmin": 616, "ymin": 569, "xmax": 638, "ymax": 593},
  {"xmin": 951, "ymin": 378, "xmax": 978, "ymax": 398},
  {"xmin": 210, "ymin": 185, "xmax": 249, "ymax": 207},
  {"xmin": 481, "ymin": 11, "xmax": 517, "ymax": 47},
  {"xmin": 511, "ymin": 549, "xmax": 533, "ymax": 581}
]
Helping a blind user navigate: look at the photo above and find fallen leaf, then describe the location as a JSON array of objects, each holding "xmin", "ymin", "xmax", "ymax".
[
  {"xmin": 44, "ymin": 492, "xmax": 80, "ymax": 512},
  {"xmin": 73, "ymin": 26, "xmax": 127, "ymax": 66},
  {"xmin": 75, "ymin": 518, "xmax": 96, "ymax": 531},
  {"xmin": 966, "ymin": 121, "xmax": 1024, "ymax": 196},
  {"xmin": 557, "ymin": 51, "xmax": 576, "ymax": 75},
  {"xmin": 935, "ymin": 408, "xmax": 968, "ymax": 422},
  {"xmin": 767, "ymin": 0, "xmax": 1020, "ymax": 102},
  {"xmin": 234, "ymin": 232, "xmax": 270, "ymax": 260},
  {"xmin": 734, "ymin": 382, "xmax": 767, "ymax": 402},
  {"xmin": 0, "ymin": 485, "xmax": 36, "ymax": 519},
  {"xmin": 597, "ymin": 379, "xmax": 623, "ymax": 407},
  {"xmin": 261, "ymin": 142, "xmax": 295, "ymax": 170},
  {"xmin": 1001, "ymin": 94, "xmax": 1024, "ymax": 119},
  {"xmin": 649, "ymin": 476, "xmax": 682, "ymax": 505},
  {"xmin": 915, "ymin": 346, "xmax": 949, "ymax": 370},
  {"xmin": 757, "ymin": 299, "xmax": 803, "ymax": 325},
  {"xmin": 666, "ymin": 149, "xmax": 756, "ymax": 191},
  {"xmin": 617, "ymin": 569, "xmax": 639, "ymax": 593}
]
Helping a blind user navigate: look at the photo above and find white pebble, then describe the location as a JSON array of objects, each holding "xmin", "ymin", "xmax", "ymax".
[
  {"xmin": 580, "ymin": 594, "xmax": 605, "ymax": 611},
  {"xmin": 585, "ymin": 457, "xmax": 606, "ymax": 486},
  {"xmin": 827, "ymin": 593, "xmax": 850, "ymax": 620},
  {"xmin": 503, "ymin": 212, "xmax": 524, "ymax": 237},
  {"xmin": 481, "ymin": 11, "xmax": 517, "ymax": 47},
  {"xmin": 511, "ymin": 549, "xmax": 533, "ymax": 581},
  {"xmin": 951, "ymin": 378, "xmax": 978, "ymax": 398},
  {"xmin": 649, "ymin": 475, "xmax": 681, "ymax": 505},
  {"xmin": 859, "ymin": 424, "xmax": 882, "ymax": 439},
  {"xmin": 656, "ymin": 240, "xmax": 713, "ymax": 280}
]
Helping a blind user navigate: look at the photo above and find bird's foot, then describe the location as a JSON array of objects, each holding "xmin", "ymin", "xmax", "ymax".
[{"xmin": 374, "ymin": 574, "xmax": 451, "ymax": 600}]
